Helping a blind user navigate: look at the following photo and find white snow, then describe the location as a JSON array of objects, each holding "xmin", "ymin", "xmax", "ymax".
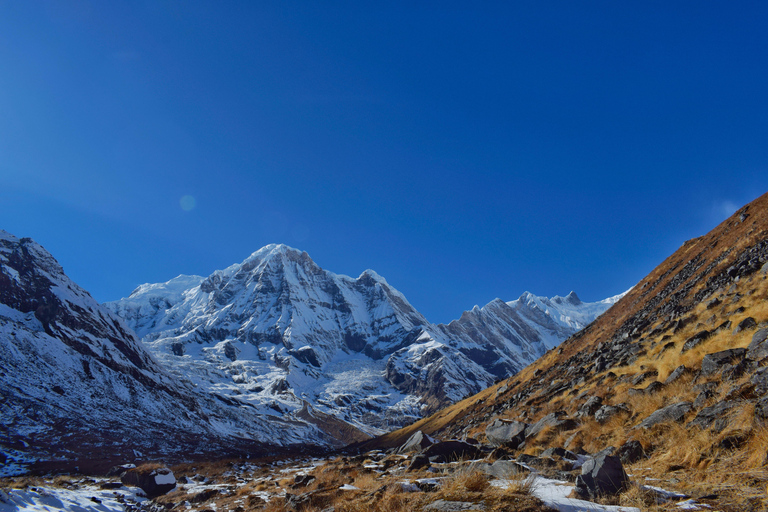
[
  {"xmin": 493, "ymin": 476, "xmax": 641, "ymax": 512},
  {"xmin": 0, "ymin": 482, "xmax": 147, "ymax": 512}
]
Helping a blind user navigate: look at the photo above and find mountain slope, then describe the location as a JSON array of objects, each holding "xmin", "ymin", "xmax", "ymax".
[
  {"xmin": 366, "ymin": 192, "xmax": 768, "ymax": 508},
  {"xmin": 0, "ymin": 232, "xmax": 337, "ymax": 473},
  {"xmin": 106, "ymin": 244, "xmax": 621, "ymax": 434}
]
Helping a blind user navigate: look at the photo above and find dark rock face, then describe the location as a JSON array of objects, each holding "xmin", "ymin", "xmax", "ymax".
[
  {"xmin": 664, "ymin": 365, "xmax": 689, "ymax": 385},
  {"xmin": 616, "ymin": 440, "xmax": 645, "ymax": 464},
  {"xmin": 575, "ymin": 454, "xmax": 629, "ymax": 499},
  {"xmin": 577, "ymin": 396, "xmax": 603, "ymax": 418},
  {"xmin": 735, "ymin": 317, "xmax": 758, "ymax": 333},
  {"xmin": 485, "ymin": 419, "xmax": 527, "ymax": 448},
  {"xmin": 747, "ymin": 329, "xmax": 768, "ymax": 361},
  {"xmin": 688, "ymin": 401, "xmax": 738, "ymax": 431},
  {"xmin": 422, "ymin": 440, "xmax": 483, "ymax": 461},
  {"xmin": 398, "ymin": 430, "xmax": 435, "ymax": 453},
  {"xmin": 637, "ymin": 402, "xmax": 692, "ymax": 429},
  {"xmin": 408, "ymin": 454, "xmax": 431, "ymax": 471},
  {"xmin": 681, "ymin": 330, "xmax": 711, "ymax": 353},
  {"xmin": 525, "ymin": 412, "xmax": 577, "ymax": 439},
  {"xmin": 121, "ymin": 466, "xmax": 176, "ymax": 498},
  {"xmin": 700, "ymin": 349, "xmax": 747, "ymax": 377}
]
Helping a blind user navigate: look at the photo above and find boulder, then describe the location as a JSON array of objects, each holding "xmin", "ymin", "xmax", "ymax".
[
  {"xmin": 687, "ymin": 401, "xmax": 738, "ymax": 431},
  {"xmin": 485, "ymin": 419, "xmax": 527, "ymax": 448},
  {"xmin": 664, "ymin": 365, "xmax": 689, "ymax": 385},
  {"xmin": 734, "ymin": 317, "xmax": 758, "ymax": 333},
  {"xmin": 476, "ymin": 459, "xmax": 529, "ymax": 479},
  {"xmin": 408, "ymin": 454, "xmax": 431, "ymax": 471},
  {"xmin": 595, "ymin": 404, "xmax": 628, "ymax": 424},
  {"xmin": 752, "ymin": 367, "xmax": 768, "ymax": 396},
  {"xmin": 616, "ymin": 440, "xmax": 645, "ymax": 464},
  {"xmin": 577, "ymin": 396, "xmax": 602, "ymax": 418},
  {"xmin": 525, "ymin": 412, "xmax": 577, "ymax": 439},
  {"xmin": 423, "ymin": 440, "xmax": 483, "ymax": 461},
  {"xmin": 574, "ymin": 454, "xmax": 629, "ymax": 499},
  {"xmin": 121, "ymin": 465, "xmax": 176, "ymax": 498},
  {"xmin": 398, "ymin": 430, "xmax": 436, "ymax": 453},
  {"xmin": 747, "ymin": 328, "xmax": 768, "ymax": 361},
  {"xmin": 700, "ymin": 349, "xmax": 747, "ymax": 377},
  {"xmin": 637, "ymin": 402, "xmax": 692, "ymax": 429},
  {"xmin": 681, "ymin": 330, "xmax": 711, "ymax": 353}
]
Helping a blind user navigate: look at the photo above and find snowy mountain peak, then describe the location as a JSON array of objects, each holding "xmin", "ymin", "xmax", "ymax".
[{"xmin": 553, "ymin": 291, "xmax": 581, "ymax": 305}]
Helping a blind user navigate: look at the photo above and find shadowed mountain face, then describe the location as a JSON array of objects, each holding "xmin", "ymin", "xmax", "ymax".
[{"xmin": 106, "ymin": 244, "xmax": 622, "ymax": 435}]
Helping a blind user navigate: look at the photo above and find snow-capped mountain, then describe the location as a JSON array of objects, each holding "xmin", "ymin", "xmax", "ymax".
[
  {"xmin": 106, "ymin": 244, "xmax": 624, "ymax": 436},
  {"xmin": 0, "ymin": 233, "xmax": 344, "ymax": 468}
]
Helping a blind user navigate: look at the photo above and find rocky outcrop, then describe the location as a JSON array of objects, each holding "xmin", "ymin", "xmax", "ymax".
[{"xmin": 574, "ymin": 454, "xmax": 629, "ymax": 499}]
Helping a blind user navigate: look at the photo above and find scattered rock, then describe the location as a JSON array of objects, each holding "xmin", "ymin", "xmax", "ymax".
[
  {"xmin": 525, "ymin": 412, "xmax": 577, "ymax": 439},
  {"xmin": 398, "ymin": 430, "xmax": 436, "ymax": 453},
  {"xmin": 423, "ymin": 441, "xmax": 483, "ymax": 461},
  {"xmin": 485, "ymin": 419, "xmax": 527, "ymax": 449},
  {"xmin": 664, "ymin": 365, "xmax": 689, "ymax": 385},
  {"xmin": 637, "ymin": 402, "xmax": 692, "ymax": 429},
  {"xmin": 681, "ymin": 330, "xmax": 711, "ymax": 353},
  {"xmin": 734, "ymin": 317, "xmax": 758, "ymax": 333},
  {"xmin": 574, "ymin": 454, "xmax": 629, "ymax": 499},
  {"xmin": 747, "ymin": 328, "xmax": 768, "ymax": 361},
  {"xmin": 595, "ymin": 404, "xmax": 628, "ymax": 423},
  {"xmin": 424, "ymin": 499, "xmax": 484, "ymax": 511},
  {"xmin": 408, "ymin": 454, "xmax": 431, "ymax": 471},
  {"xmin": 687, "ymin": 401, "xmax": 739, "ymax": 431},
  {"xmin": 700, "ymin": 349, "xmax": 747, "ymax": 377},
  {"xmin": 121, "ymin": 465, "xmax": 176, "ymax": 498},
  {"xmin": 752, "ymin": 367, "xmax": 768, "ymax": 396},
  {"xmin": 285, "ymin": 492, "xmax": 311, "ymax": 510},
  {"xmin": 577, "ymin": 396, "xmax": 602, "ymax": 418},
  {"xmin": 476, "ymin": 459, "xmax": 530, "ymax": 479},
  {"xmin": 616, "ymin": 440, "xmax": 645, "ymax": 464}
]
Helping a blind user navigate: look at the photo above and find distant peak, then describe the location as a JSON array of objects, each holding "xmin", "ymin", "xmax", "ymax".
[{"xmin": 565, "ymin": 291, "xmax": 581, "ymax": 304}]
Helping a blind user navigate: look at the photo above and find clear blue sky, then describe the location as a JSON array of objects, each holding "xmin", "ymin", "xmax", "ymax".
[{"xmin": 1, "ymin": 2, "xmax": 767, "ymax": 323}]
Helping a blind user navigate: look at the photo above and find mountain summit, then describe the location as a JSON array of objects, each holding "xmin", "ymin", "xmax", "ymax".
[{"xmin": 106, "ymin": 245, "xmax": 622, "ymax": 438}]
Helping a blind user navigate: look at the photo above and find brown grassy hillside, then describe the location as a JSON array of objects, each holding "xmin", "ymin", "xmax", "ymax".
[{"xmin": 366, "ymin": 191, "xmax": 768, "ymax": 509}]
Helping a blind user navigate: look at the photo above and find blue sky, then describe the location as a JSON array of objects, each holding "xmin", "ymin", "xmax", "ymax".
[{"xmin": 1, "ymin": 1, "xmax": 767, "ymax": 323}]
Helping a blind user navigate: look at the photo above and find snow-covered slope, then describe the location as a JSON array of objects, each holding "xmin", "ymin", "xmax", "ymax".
[
  {"xmin": 106, "ymin": 244, "xmax": 622, "ymax": 435},
  {"xmin": 0, "ymin": 232, "xmax": 335, "ymax": 470}
]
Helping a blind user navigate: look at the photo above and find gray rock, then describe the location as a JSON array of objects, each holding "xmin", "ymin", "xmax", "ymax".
[
  {"xmin": 756, "ymin": 397, "xmax": 768, "ymax": 420},
  {"xmin": 424, "ymin": 500, "xmax": 485, "ymax": 511},
  {"xmin": 475, "ymin": 460, "xmax": 529, "ymax": 479},
  {"xmin": 574, "ymin": 454, "xmax": 629, "ymax": 499},
  {"xmin": 681, "ymin": 330, "xmax": 711, "ymax": 353},
  {"xmin": 525, "ymin": 412, "xmax": 577, "ymax": 439},
  {"xmin": 753, "ymin": 367, "xmax": 768, "ymax": 396},
  {"xmin": 700, "ymin": 349, "xmax": 747, "ymax": 377},
  {"xmin": 121, "ymin": 466, "xmax": 176, "ymax": 498},
  {"xmin": 664, "ymin": 365, "xmax": 689, "ymax": 385},
  {"xmin": 687, "ymin": 401, "xmax": 738, "ymax": 431},
  {"xmin": 637, "ymin": 402, "xmax": 692, "ymax": 429},
  {"xmin": 747, "ymin": 328, "xmax": 768, "ymax": 361},
  {"xmin": 577, "ymin": 396, "xmax": 603, "ymax": 418},
  {"xmin": 398, "ymin": 430, "xmax": 436, "ymax": 453},
  {"xmin": 485, "ymin": 419, "xmax": 528, "ymax": 448},
  {"xmin": 734, "ymin": 317, "xmax": 758, "ymax": 334},
  {"xmin": 595, "ymin": 404, "xmax": 628, "ymax": 423},
  {"xmin": 693, "ymin": 389, "xmax": 716, "ymax": 409},
  {"xmin": 616, "ymin": 440, "xmax": 645, "ymax": 464},
  {"xmin": 423, "ymin": 441, "xmax": 483, "ymax": 461}
]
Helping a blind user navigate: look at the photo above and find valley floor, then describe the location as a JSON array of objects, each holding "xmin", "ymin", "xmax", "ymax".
[{"xmin": 0, "ymin": 451, "xmax": 735, "ymax": 512}]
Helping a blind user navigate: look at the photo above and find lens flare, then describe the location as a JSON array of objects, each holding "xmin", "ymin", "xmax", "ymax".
[{"xmin": 180, "ymin": 195, "xmax": 196, "ymax": 211}]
